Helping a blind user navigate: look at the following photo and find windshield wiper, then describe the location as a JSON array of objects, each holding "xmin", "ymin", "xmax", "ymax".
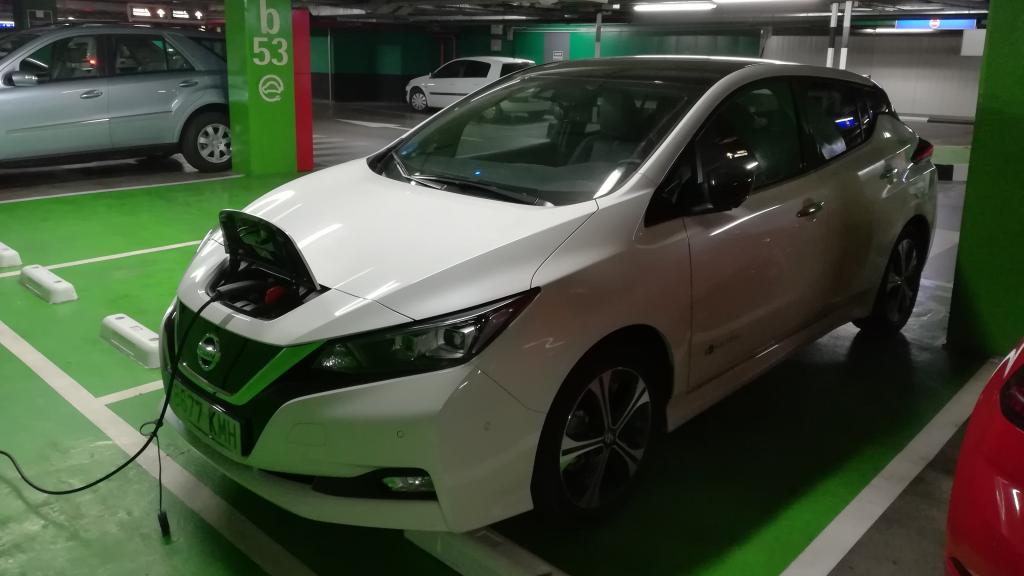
[
  {"xmin": 389, "ymin": 151, "xmax": 445, "ymax": 190},
  {"xmin": 411, "ymin": 174, "xmax": 550, "ymax": 206}
]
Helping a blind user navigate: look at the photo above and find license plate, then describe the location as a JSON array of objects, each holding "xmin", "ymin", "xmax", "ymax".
[{"xmin": 170, "ymin": 382, "xmax": 242, "ymax": 455}]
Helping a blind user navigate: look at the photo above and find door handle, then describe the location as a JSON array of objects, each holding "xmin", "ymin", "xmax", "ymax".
[
  {"xmin": 80, "ymin": 90, "xmax": 103, "ymax": 99},
  {"xmin": 178, "ymin": 80, "xmax": 199, "ymax": 88},
  {"xmin": 882, "ymin": 165, "xmax": 900, "ymax": 181},
  {"xmin": 796, "ymin": 201, "xmax": 825, "ymax": 218}
]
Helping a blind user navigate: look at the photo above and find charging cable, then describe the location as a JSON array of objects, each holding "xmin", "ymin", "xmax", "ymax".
[{"xmin": 0, "ymin": 294, "xmax": 222, "ymax": 538}]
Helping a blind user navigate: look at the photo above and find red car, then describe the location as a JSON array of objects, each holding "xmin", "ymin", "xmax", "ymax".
[{"xmin": 947, "ymin": 340, "xmax": 1024, "ymax": 575}]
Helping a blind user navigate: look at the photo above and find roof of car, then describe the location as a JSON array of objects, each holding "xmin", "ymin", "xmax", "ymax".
[
  {"xmin": 456, "ymin": 56, "xmax": 534, "ymax": 64},
  {"xmin": 522, "ymin": 55, "xmax": 873, "ymax": 87}
]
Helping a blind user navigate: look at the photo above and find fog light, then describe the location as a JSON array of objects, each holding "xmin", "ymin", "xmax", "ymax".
[{"xmin": 382, "ymin": 475, "xmax": 435, "ymax": 493}]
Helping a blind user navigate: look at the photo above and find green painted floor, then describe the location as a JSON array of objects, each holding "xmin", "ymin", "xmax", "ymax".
[{"xmin": 0, "ymin": 176, "xmax": 981, "ymax": 575}]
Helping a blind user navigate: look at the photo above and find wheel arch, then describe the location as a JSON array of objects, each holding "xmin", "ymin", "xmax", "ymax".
[
  {"xmin": 176, "ymin": 102, "xmax": 230, "ymax": 144},
  {"xmin": 904, "ymin": 214, "xmax": 932, "ymax": 254},
  {"xmin": 570, "ymin": 324, "xmax": 674, "ymax": 431}
]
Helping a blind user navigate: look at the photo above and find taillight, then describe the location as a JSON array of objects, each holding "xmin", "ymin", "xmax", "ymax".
[
  {"xmin": 1000, "ymin": 369, "xmax": 1024, "ymax": 430},
  {"xmin": 912, "ymin": 137, "xmax": 934, "ymax": 164}
]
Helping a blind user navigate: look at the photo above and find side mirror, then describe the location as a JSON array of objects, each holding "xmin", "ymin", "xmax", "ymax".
[
  {"xmin": 704, "ymin": 140, "xmax": 756, "ymax": 211},
  {"xmin": 10, "ymin": 71, "xmax": 38, "ymax": 87}
]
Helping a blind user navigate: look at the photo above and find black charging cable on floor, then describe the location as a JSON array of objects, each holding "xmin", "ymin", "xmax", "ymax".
[{"xmin": 0, "ymin": 294, "xmax": 222, "ymax": 538}]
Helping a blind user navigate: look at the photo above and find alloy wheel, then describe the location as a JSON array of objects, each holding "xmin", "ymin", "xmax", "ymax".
[
  {"xmin": 884, "ymin": 238, "xmax": 920, "ymax": 323},
  {"xmin": 197, "ymin": 123, "xmax": 232, "ymax": 164},
  {"xmin": 411, "ymin": 92, "xmax": 427, "ymax": 111},
  {"xmin": 559, "ymin": 367, "xmax": 652, "ymax": 510}
]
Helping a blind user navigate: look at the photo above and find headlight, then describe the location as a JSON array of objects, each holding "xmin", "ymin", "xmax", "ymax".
[{"xmin": 313, "ymin": 289, "xmax": 537, "ymax": 380}]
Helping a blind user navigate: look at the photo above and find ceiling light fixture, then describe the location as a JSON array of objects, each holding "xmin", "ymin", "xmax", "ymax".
[{"xmin": 634, "ymin": 1, "xmax": 717, "ymax": 12}]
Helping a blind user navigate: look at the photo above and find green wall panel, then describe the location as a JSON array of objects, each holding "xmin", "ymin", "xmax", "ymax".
[
  {"xmin": 948, "ymin": 0, "xmax": 1024, "ymax": 355},
  {"xmin": 310, "ymin": 30, "xmax": 330, "ymax": 73}
]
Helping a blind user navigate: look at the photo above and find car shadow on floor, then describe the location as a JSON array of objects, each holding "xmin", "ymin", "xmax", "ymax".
[{"xmin": 497, "ymin": 286, "xmax": 981, "ymax": 576}]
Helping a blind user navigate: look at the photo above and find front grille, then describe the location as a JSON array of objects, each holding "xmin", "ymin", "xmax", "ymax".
[{"xmin": 174, "ymin": 303, "xmax": 281, "ymax": 395}]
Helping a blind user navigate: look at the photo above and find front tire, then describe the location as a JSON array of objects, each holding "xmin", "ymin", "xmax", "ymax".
[
  {"xmin": 409, "ymin": 88, "xmax": 429, "ymax": 112},
  {"xmin": 854, "ymin": 228, "xmax": 925, "ymax": 334},
  {"xmin": 532, "ymin": 345, "xmax": 662, "ymax": 522},
  {"xmin": 180, "ymin": 111, "xmax": 232, "ymax": 173}
]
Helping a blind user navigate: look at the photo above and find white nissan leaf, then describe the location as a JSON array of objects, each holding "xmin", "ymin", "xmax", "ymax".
[{"xmin": 164, "ymin": 56, "xmax": 937, "ymax": 532}]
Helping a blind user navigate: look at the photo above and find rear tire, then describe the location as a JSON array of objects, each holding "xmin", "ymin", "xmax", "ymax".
[
  {"xmin": 531, "ymin": 344, "xmax": 664, "ymax": 523},
  {"xmin": 180, "ymin": 111, "xmax": 232, "ymax": 173},
  {"xmin": 854, "ymin": 228, "xmax": 925, "ymax": 334},
  {"xmin": 409, "ymin": 88, "xmax": 429, "ymax": 112}
]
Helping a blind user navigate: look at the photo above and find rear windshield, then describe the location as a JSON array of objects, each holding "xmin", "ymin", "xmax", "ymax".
[
  {"xmin": 376, "ymin": 68, "xmax": 716, "ymax": 206},
  {"xmin": 500, "ymin": 62, "xmax": 532, "ymax": 77}
]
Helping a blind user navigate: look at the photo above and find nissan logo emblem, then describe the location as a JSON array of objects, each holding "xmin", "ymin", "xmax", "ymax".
[{"xmin": 196, "ymin": 333, "xmax": 221, "ymax": 371}]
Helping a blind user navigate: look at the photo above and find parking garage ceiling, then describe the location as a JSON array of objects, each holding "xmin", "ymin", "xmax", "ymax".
[{"xmin": 1, "ymin": 0, "xmax": 989, "ymax": 28}]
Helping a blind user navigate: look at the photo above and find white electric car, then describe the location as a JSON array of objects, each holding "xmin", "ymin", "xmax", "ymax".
[{"xmin": 164, "ymin": 56, "xmax": 937, "ymax": 532}]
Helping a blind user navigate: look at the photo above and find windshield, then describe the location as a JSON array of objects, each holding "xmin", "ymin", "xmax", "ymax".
[
  {"xmin": 376, "ymin": 68, "xmax": 714, "ymax": 206},
  {"xmin": 0, "ymin": 31, "xmax": 40, "ymax": 60}
]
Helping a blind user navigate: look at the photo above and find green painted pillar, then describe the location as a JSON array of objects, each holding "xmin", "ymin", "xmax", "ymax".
[
  {"xmin": 12, "ymin": 0, "xmax": 56, "ymax": 30},
  {"xmin": 224, "ymin": 0, "xmax": 297, "ymax": 175},
  {"xmin": 948, "ymin": 0, "xmax": 1024, "ymax": 356}
]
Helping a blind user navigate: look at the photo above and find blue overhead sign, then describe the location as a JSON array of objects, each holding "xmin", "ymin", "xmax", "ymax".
[
  {"xmin": 896, "ymin": 19, "xmax": 977, "ymax": 30},
  {"xmin": 0, "ymin": 20, "xmax": 15, "ymax": 29}
]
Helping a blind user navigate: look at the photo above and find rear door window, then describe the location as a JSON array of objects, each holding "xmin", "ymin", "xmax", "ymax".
[
  {"xmin": 500, "ymin": 62, "xmax": 531, "ymax": 77},
  {"xmin": 462, "ymin": 60, "xmax": 491, "ymax": 79},
  {"xmin": 794, "ymin": 79, "xmax": 864, "ymax": 162},
  {"xmin": 113, "ymin": 35, "xmax": 193, "ymax": 75}
]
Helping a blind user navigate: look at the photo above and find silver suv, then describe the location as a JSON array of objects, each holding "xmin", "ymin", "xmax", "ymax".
[{"xmin": 0, "ymin": 25, "xmax": 230, "ymax": 172}]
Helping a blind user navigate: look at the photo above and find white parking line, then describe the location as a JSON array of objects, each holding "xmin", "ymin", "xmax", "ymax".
[
  {"xmin": 0, "ymin": 241, "xmax": 200, "ymax": 279},
  {"xmin": 96, "ymin": 380, "xmax": 165, "ymax": 405},
  {"xmin": 0, "ymin": 174, "xmax": 243, "ymax": 204},
  {"xmin": 781, "ymin": 358, "xmax": 999, "ymax": 576},
  {"xmin": 0, "ymin": 321, "xmax": 315, "ymax": 576}
]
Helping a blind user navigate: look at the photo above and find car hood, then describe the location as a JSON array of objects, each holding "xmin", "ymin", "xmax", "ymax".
[{"xmin": 236, "ymin": 160, "xmax": 596, "ymax": 319}]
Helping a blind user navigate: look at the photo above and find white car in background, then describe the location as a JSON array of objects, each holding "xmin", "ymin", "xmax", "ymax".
[{"xmin": 405, "ymin": 56, "xmax": 534, "ymax": 111}]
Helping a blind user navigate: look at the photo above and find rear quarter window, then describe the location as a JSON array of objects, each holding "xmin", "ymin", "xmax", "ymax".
[{"xmin": 500, "ymin": 62, "xmax": 531, "ymax": 77}]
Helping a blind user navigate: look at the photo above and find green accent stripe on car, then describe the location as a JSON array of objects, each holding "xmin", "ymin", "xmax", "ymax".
[{"xmin": 226, "ymin": 341, "xmax": 322, "ymax": 405}]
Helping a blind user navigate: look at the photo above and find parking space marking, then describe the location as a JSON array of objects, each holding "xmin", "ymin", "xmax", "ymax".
[
  {"xmin": 0, "ymin": 241, "xmax": 201, "ymax": 279},
  {"xmin": 335, "ymin": 118, "xmax": 411, "ymax": 131},
  {"xmin": 0, "ymin": 321, "xmax": 316, "ymax": 576},
  {"xmin": 96, "ymin": 380, "xmax": 165, "ymax": 405},
  {"xmin": 0, "ymin": 174, "xmax": 243, "ymax": 204},
  {"xmin": 781, "ymin": 358, "xmax": 1000, "ymax": 576}
]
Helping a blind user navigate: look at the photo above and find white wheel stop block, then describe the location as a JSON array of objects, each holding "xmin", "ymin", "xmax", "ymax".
[
  {"xmin": 100, "ymin": 314, "xmax": 161, "ymax": 369},
  {"xmin": 20, "ymin": 265, "xmax": 77, "ymax": 304},
  {"xmin": 0, "ymin": 242, "xmax": 21, "ymax": 268}
]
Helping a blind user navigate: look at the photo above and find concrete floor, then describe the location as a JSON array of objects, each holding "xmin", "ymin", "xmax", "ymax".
[{"xmin": 0, "ymin": 101, "xmax": 983, "ymax": 575}]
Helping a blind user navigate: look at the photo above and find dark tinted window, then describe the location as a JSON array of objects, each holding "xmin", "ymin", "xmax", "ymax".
[
  {"xmin": 114, "ymin": 35, "xmax": 192, "ymax": 75},
  {"xmin": 796, "ymin": 79, "xmax": 864, "ymax": 162},
  {"xmin": 500, "ymin": 62, "xmax": 531, "ymax": 77},
  {"xmin": 706, "ymin": 79, "xmax": 802, "ymax": 190},
  {"xmin": 191, "ymin": 36, "xmax": 226, "ymax": 60},
  {"xmin": 432, "ymin": 60, "xmax": 464, "ymax": 79},
  {"xmin": 858, "ymin": 86, "xmax": 893, "ymax": 141},
  {"xmin": 0, "ymin": 31, "xmax": 40, "ymax": 59},
  {"xmin": 462, "ymin": 60, "xmax": 491, "ymax": 78},
  {"xmin": 19, "ymin": 35, "xmax": 101, "ymax": 82}
]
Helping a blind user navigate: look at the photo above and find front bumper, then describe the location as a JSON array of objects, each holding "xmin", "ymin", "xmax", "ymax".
[
  {"xmin": 168, "ymin": 363, "xmax": 545, "ymax": 532},
  {"xmin": 946, "ymin": 369, "xmax": 1024, "ymax": 574}
]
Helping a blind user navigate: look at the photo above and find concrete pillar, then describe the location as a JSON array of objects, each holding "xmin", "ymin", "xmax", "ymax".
[
  {"xmin": 225, "ymin": 0, "xmax": 297, "ymax": 175},
  {"xmin": 948, "ymin": 0, "xmax": 1024, "ymax": 356}
]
